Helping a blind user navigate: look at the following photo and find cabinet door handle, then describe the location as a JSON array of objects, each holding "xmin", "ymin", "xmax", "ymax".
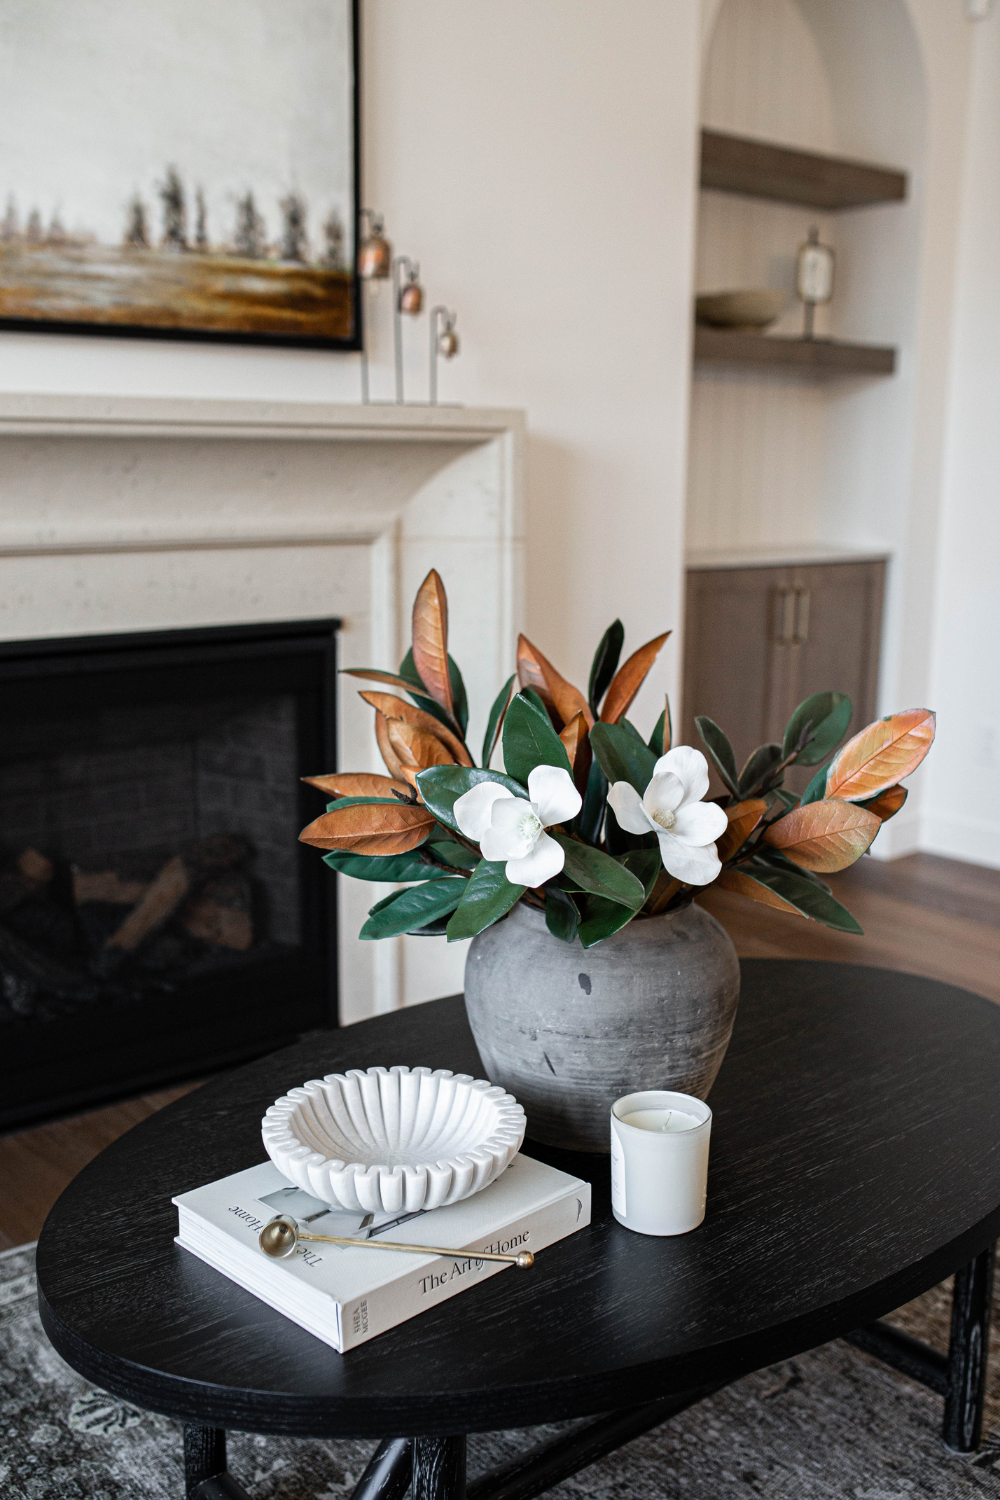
[
  {"xmin": 794, "ymin": 589, "xmax": 811, "ymax": 645},
  {"xmin": 775, "ymin": 589, "xmax": 796, "ymax": 644}
]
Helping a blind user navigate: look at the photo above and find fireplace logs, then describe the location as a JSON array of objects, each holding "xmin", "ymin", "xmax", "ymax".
[{"xmin": 0, "ymin": 834, "xmax": 261, "ymax": 1020}]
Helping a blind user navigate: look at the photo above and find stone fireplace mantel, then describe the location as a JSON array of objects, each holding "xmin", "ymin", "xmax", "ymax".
[{"xmin": 0, "ymin": 392, "xmax": 526, "ymax": 1024}]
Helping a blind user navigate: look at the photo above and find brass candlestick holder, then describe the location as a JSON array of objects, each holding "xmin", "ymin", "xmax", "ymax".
[{"xmin": 258, "ymin": 1215, "xmax": 534, "ymax": 1268}]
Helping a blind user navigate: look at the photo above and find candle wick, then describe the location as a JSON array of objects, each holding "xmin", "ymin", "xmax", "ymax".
[{"xmin": 660, "ymin": 1111, "xmax": 673, "ymax": 1132}]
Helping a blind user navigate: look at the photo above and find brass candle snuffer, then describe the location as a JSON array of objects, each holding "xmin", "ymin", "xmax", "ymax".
[{"xmin": 258, "ymin": 1215, "xmax": 534, "ymax": 1268}]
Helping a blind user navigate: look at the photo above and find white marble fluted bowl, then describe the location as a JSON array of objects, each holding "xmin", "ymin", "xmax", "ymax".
[{"xmin": 261, "ymin": 1066, "xmax": 527, "ymax": 1214}]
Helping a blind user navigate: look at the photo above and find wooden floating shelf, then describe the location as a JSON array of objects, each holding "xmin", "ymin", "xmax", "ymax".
[
  {"xmin": 700, "ymin": 129, "xmax": 907, "ymax": 211},
  {"xmin": 693, "ymin": 327, "xmax": 896, "ymax": 377}
]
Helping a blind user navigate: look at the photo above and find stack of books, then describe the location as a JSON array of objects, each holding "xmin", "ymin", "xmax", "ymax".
[{"xmin": 174, "ymin": 1154, "xmax": 590, "ymax": 1352}]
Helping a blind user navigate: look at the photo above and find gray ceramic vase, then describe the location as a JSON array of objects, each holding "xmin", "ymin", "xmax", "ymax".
[{"xmin": 463, "ymin": 900, "xmax": 740, "ymax": 1153}]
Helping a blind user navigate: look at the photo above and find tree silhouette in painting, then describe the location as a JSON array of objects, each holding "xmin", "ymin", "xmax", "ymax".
[
  {"xmin": 159, "ymin": 166, "xmax": 187, "ymax": 249},
  {"xmin": 234, "ymin": 192, "xmax": 266, "ymax": 259}
]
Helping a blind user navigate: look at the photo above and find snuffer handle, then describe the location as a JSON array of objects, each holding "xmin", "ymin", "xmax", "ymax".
[{"xmin": 258, "ymin": 1215, "xmax": 534, "ymax": 1268}]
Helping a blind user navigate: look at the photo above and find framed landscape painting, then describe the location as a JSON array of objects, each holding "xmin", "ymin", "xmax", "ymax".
[{"xmin": 0, "ymin": 0, "xmax": 360, "ymax": 348}]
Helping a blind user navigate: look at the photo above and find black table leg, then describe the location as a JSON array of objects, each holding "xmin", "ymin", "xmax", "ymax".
[
  {"xmin": 943, "ymin": 1243, "xmax": 995, "ymax": 1452},
  {"xmin": 413, "ymin": 1435, "xmax": 467, "ymax": 1500},
  {"xmin": 183, "ymin": 1425, "xmax": 253, "ymax": 1500},
  {"xmin": 350, "ymin": 1436, "xmax": 414, "ymax": 1499}
]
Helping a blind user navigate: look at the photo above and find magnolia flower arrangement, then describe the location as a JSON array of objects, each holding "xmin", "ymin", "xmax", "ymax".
[{"xmin": 300, "ymin": 571, "xmax": 935, "ymax": 949}]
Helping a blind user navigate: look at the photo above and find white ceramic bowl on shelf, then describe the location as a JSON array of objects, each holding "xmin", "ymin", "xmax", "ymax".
[
  {"xmin": 695, "ymin": 288, "xmax": 785, "ymax": 331},
  {"xmin": 261, "ymin": 1065, "xmax": 527, "ymax": 1214}
]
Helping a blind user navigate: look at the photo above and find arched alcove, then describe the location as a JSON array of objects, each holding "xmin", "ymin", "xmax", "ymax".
[{"xmin": 687, "ymin": 0, "xmax": 927, "ymax": 614}]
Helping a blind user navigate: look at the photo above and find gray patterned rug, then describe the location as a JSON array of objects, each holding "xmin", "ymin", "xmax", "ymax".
[{"xmin": 4, "ymin": 1242, "xmax": 1000, "ymax": 1500}]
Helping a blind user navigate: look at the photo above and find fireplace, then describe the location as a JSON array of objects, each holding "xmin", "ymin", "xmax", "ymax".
[{"xmin": 0, "ymin": 619, "xmax": 338, "ymax": 1130}]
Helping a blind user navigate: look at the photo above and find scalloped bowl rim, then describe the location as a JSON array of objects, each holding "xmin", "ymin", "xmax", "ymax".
[{"xmin": 261, "ymin": 1065, "xmax": 527, "ymax": 1214}]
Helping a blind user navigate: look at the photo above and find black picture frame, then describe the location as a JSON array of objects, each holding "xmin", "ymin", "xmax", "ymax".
[{"xmin": 0, "ymin": 0, "xmax": 361, "ymax": 352}]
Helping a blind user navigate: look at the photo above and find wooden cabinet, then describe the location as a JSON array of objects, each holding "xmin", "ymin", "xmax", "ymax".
[{"xmin": 682, "ymin": 559, "xmax": 885, "ymax": 792}]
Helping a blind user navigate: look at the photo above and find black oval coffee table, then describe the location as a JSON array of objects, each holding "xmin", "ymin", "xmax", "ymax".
[{"xmin": 37, "ymin": 961, "xmax": 1000, "ymax": 1500}]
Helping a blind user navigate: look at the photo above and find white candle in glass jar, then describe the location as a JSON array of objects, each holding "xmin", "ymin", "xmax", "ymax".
[{"xmin": 610, "ymin": 1089, "xmax": 712, "ymax": 1237}]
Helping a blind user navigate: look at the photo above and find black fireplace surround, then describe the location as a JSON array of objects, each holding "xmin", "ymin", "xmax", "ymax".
[{"xmin": 0, "ymin": 619, "xmax": 339, "ymax": 1130}]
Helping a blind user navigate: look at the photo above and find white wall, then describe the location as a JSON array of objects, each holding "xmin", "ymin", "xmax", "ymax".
[
  {"xmin": 690, "ymin": 0, "xmax": 979, "ymax": 864},
  {"xmin": 0, "ymin": 2, "xmax": 702, "ymax": 1013},
  {"xmin": 926, "ymin": 6, "xmax": 1000, "ymax": 869},
  {"xmin": 0, "ymin": 0, "xmax": 699, "ymax": 725}
]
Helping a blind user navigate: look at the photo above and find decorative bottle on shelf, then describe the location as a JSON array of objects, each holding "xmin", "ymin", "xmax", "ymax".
[{"xmin": 796, "ymin": 226, "xmax": 834, "ymax": 340}]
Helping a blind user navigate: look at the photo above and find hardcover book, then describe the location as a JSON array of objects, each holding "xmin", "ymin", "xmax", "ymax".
[{"xmin": 174, "ymin": 1154, "xmax": 590, "ymax": 1352}]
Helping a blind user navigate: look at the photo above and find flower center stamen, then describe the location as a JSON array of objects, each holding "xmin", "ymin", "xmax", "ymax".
[
  {"xmin": 650, "ymin": 807, "xmax": 676, "ymax": 832},
  {"xmin": 518, "ymin": 811, "xmax": 542, "ymax": 841}
]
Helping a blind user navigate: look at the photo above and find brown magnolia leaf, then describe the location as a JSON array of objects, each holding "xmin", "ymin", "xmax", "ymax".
[
  {"xmin": 647, "ymin": 873, "xmax": 683, "ymax": 914},
  {"xmin": 716, "ymin": 867, "xmax": 805, "ymax": 917},
  {"xmin": 360, "ymin": 692, "xmax": 473, "ymax": 766},
  {"xmin": 342, "ymin": 669, "xmax": 432, "ymax": 696},
  {"xmin": 374, "ymin": 710, "xmax": 406, "ymax": 781},
  {"xmin": 411, "ymin": 570, "xmax": 454, "ymax": 717},
  {"xmin": 399, "ymin": 767, "xmax": 421, "ymax": 793},
  {"xmin": 302, "ymin": 771, "xmax": 411, "ymax": 800},
  {"xmin": 825, "ymin": 709, "xmax": 936, "ymax": 802},
  {"xmin": 386, "ymin": 719, "xmax": 456, "ymax": 771},
  {"xmin": 516, "ymin": 635, "xmax": 560, "ymax": 724},
  {"xmin": 715, "ymin": 799, "xmax": 768, "ymax": 863},
  {"xmin": 519, "ymin": 634, "xmax": 593, "ymax": 729},
  {"xmin": 559, "ymin": 710, "xmax": 593, "ymax": 798},
  {"xmin": 763, "ymin": 799, "xmax": 881, "ymax": 872},
  {"xmin": 865, "ymin": 784, "xmax": 908, "ymax": 823},
  {"xmin": 299, "ymin": 801, "xmax": 435, "ymax": 854},
  {"xmin": 599, "ymin": 632, "xmax": 671, "ymax": 724}
]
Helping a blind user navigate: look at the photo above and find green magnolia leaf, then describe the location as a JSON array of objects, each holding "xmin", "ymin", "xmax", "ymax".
[
  {"xmin": 767, "ymin": 788, "xmax": 800, "ymax": 813},
  {"xmin": 545, "ymin": 886, "xmax": 580, "ymax": 943},
  {"xmin": 604, "ymin": 804, "xmax": 656, "ymax": 856},
  {"xmin": 647, "ymin": 708, "xmax": 669, "ymax": 757},
  {"xmin": 502, "ymin": 692, "xmax": 572, "ymax": 785},
  {"xmin": 550, "ymin": 834, "xmax": 645, "ymax": 909},
  {"xmin": 751, "ymin": 848, "xmax": 831, "ymax": 893},
  {"xmin": 397, "ymin": 647, "xmax": 469, "ymax": 736},
  {"xmin": 449, "ymin": 656, "xmax": 469, "ymax": 736},
  {"xmin": 416, "ymin": 765, "xmax": 525, "ymax": 833},
  {"xmin": 446, "ymin": 860, "xmax": 525, "ymax": 941},
  {"xmin": 619, "ymin": 717, "xmax": 647, "ymax": 746},
  {"xmin": 695, "ymin": 716, "xmax": 740, "ymax": 796},
  {"xmin": 578, "ymin": 758, "xmax": 608, "ymax": 846},
  {"xmin": 738, "ymin": 743, "xmax": 783, "ymax": 797},
  {"xmin": 482, "ymin": 674, "xmax": 516, "ymax": 768},
  {"xmin": 800, "ymin": 759, "xmax": 833, "ymax": 806},
  {"xmin": 408, "ymin": 914, "xmax": 453, "ymax": 936},
  {"xmin": 428, "ymin": 839, "xmax": 479, "ymax": 871},
  {"xmin": 782, "ymin": 692, "xmax": 853, "ymax": 767},
  {"xmin": 521, "ymin": 685, "xmax": 551, "ymax": 718},
  {"xmin": 589, "ymin": 722, "xmax": 657, "ymax": 796},
  {"xmin": 588, "ymin": 619, "xmax": 625, "ymax": 716},
  {"xmin": 323, "ymin": 849, "xmax": 454, "ymax": 882},
  {"xmin": 360, "ymin": 880, "xmax": 466, "ymax": 939},
  {"xmin": 743, "ymin": 860, "xmax": 861, "ymax": 932},
  {"xmin": 324, "ymin": 795, "xmax": 408, "ymax": 812},
  {"xmin": 617, "ymin": 846, "xmax": 660, "ymax": 901},
  {"xmin": 397, "ymin": 647, "xmax": 425, "ymax": 691},
  {"xmin": 577, "ymin": 894, "xmax": 639, "ymax": 948}
]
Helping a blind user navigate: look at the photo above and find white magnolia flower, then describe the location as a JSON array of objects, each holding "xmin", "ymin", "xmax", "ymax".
[
  {"xmin": 454, "ymin": 765, "xmax": 582, "ymax": 887},
  {"xmin": 607, "ymin": 745, "xmax": 727, "ymax": 885}
]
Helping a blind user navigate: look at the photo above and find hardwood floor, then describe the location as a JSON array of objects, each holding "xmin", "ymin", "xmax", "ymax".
[
  {"xmin": 698, "ymin": 850, "xmax": 1000, "ymax": 1004},
  {"xmin": 0, "ymin": 1081, "xmax": 204, "ymax": 1251},
  {"xmin": 0, "ymin": 852, "xmax": 996, "ymax": 1250}
]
